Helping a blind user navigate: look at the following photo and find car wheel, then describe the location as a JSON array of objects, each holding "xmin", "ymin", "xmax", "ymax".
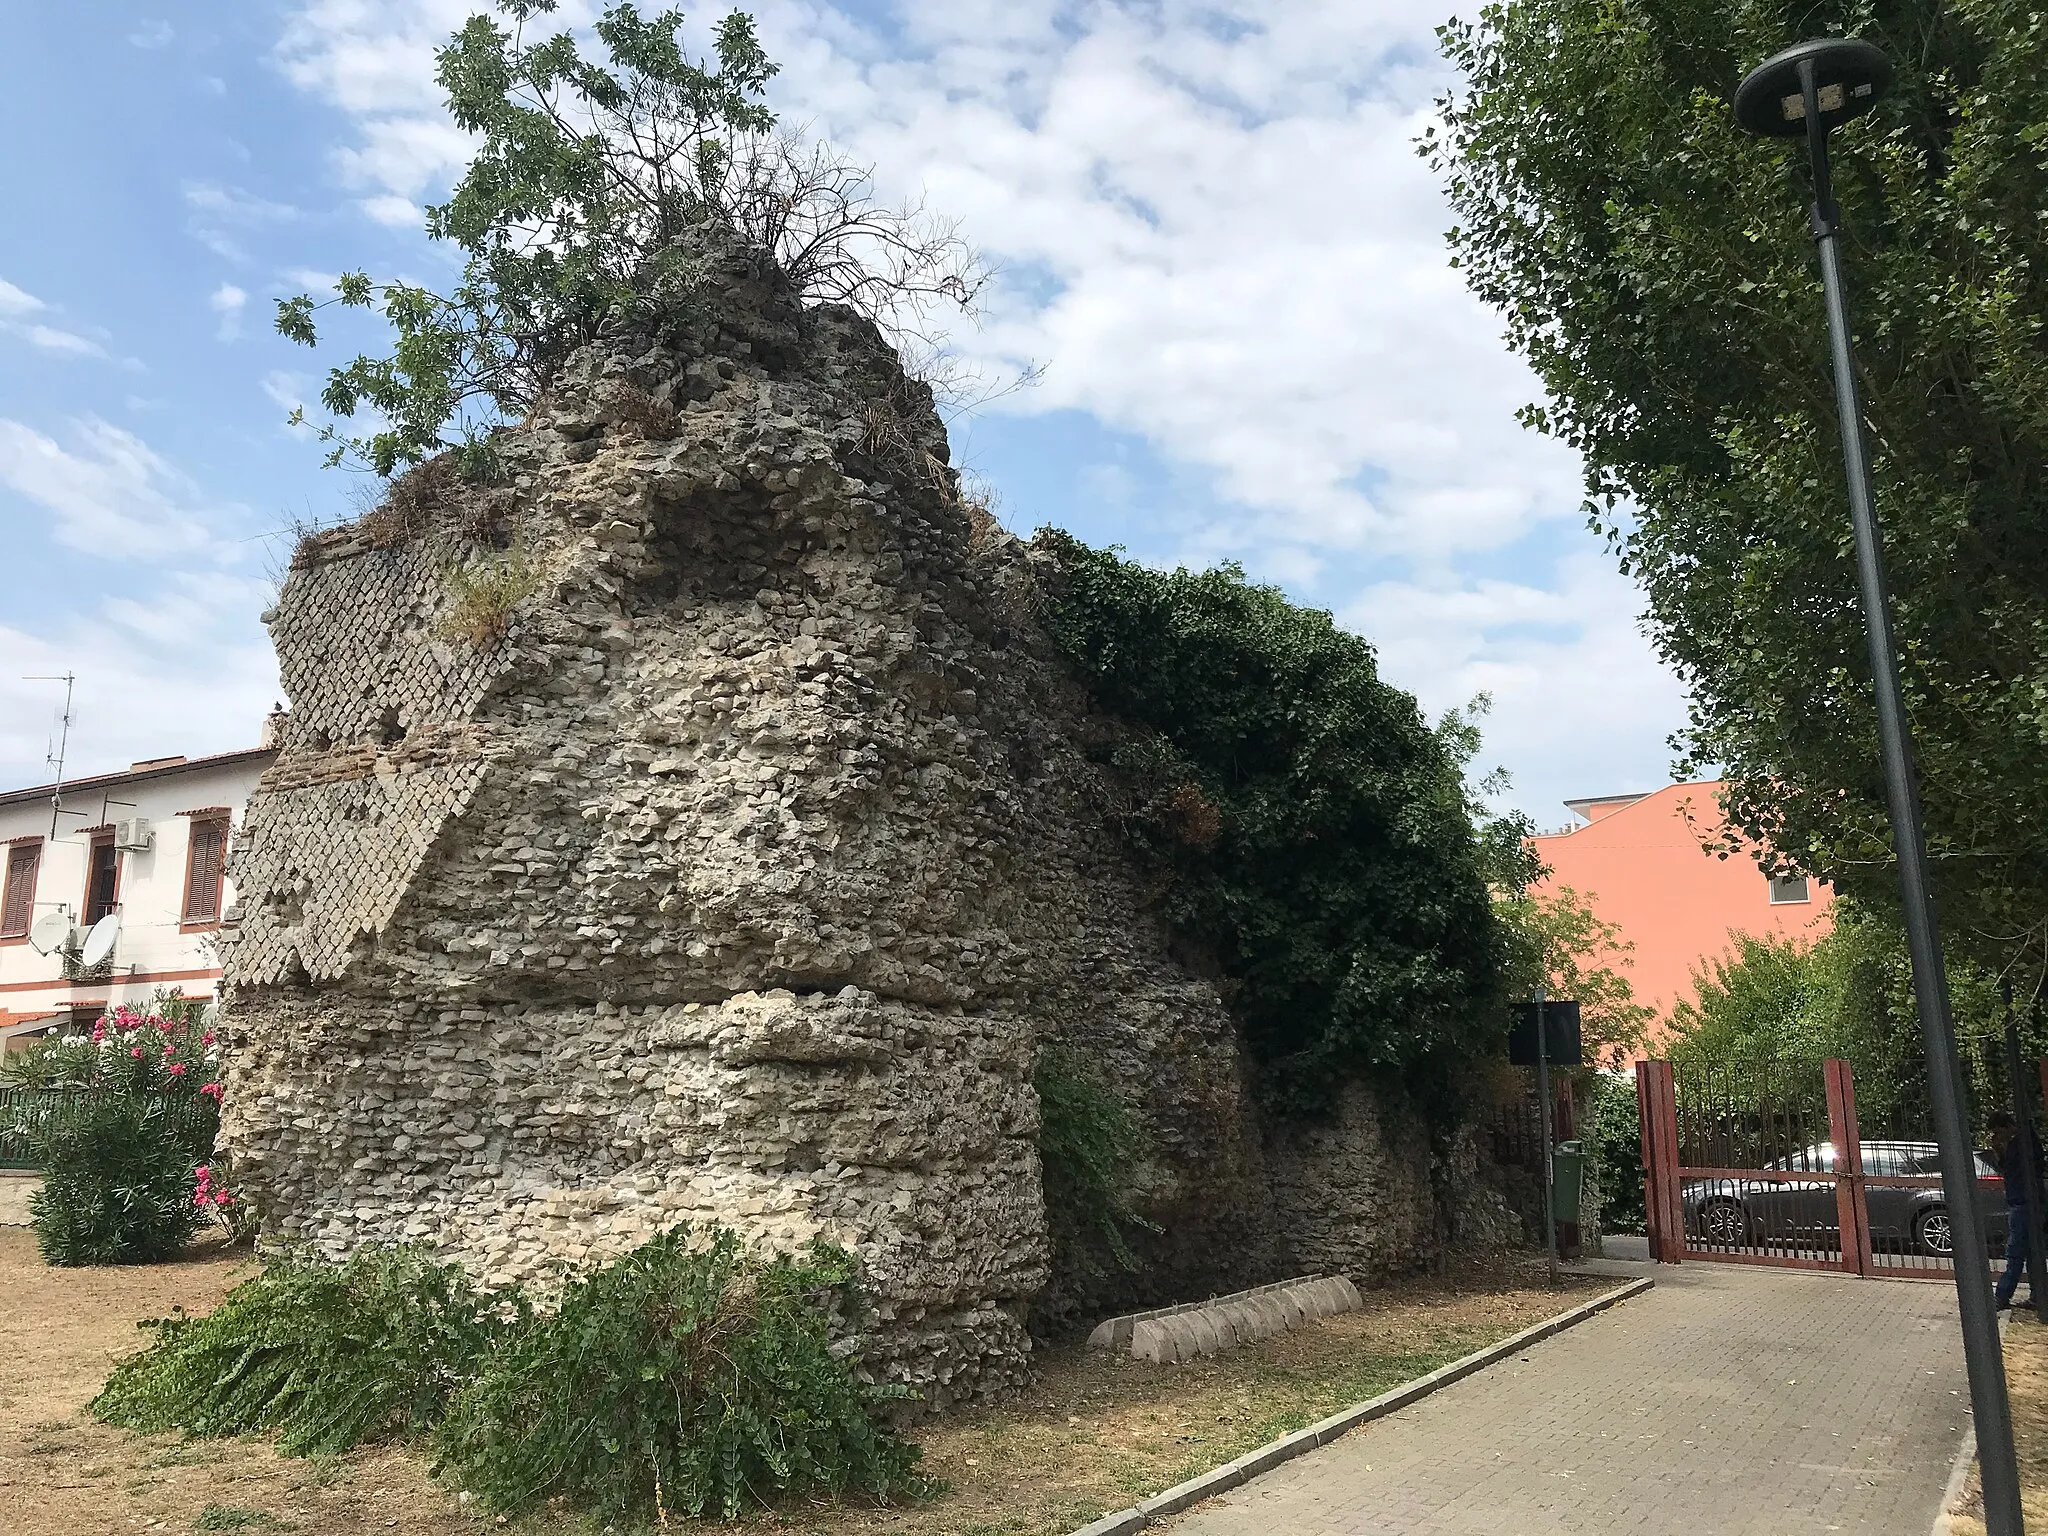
[
  {"xmin": 1700, "ymin": 1199, "xmax": 1749, "ymax": 1247},
  {"xmin": 1914, "ymin": 1205, "xmax": 1954, "ymax": 1258}
]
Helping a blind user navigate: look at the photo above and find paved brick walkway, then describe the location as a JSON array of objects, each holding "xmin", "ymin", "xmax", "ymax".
[{"xmin": 1166, "ymin": 1261, "xmax": 1969, "ymax": 1536}]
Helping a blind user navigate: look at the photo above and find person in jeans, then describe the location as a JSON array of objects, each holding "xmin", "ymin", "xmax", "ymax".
[{"xmin": 1993, "ymin": 1112, "xmax": 2041, "ymax": 1310}]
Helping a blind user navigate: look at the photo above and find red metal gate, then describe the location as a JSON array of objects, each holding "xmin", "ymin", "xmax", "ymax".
[{"xmin": 1638, "ymin": 1055, "xmax": 2007, "ymax": 1279}]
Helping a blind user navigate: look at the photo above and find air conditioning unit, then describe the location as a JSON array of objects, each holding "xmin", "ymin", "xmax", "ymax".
[{"xmin": 113, "ymin": 817, "xmax": 154, "ymax": 852}]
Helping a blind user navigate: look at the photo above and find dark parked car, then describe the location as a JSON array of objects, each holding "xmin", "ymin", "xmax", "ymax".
[{"xmin": 1682, "ymin": 1140, "xmax": 2005, "ymax": 1258}]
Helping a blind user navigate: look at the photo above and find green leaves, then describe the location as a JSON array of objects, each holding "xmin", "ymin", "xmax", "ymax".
[
  {"xmin": 92, "ymin": 1246, "xmax": 515, "ymax": 1457},
  {"xmin": 1034, "ymin": 1048, "xmax": 1160, "ymax": 1278},
  {"xmin": 278, "ymin": 4, "xmax": 984, "ymax": 487},
  {"xmin": 272, "ymin": 294, "xmax": 317, "ymax": 347},
  {"xmin": 1667, "ymin": 902, "xmax": 2022, "ymax": 1133},
  {"xmin": 1494, "ymin": 887, "xmax": 1656, "ymax": 1070},
  {"xmin": 89, "ymin": 1226, "xmax": 920, "ymax": 1524},
  {"xmin": 1433, "ymin": 1, "xmax": 2048, "ymax": 980},
  {"xmin": 434, "ymin": 1227, "xmax": 919, "ymax": 1522},
  {"xmin": 20, "ymin": 1095, "xmax": 215, "ymax": 1267},
  {"xmin": 1039, "ymin": 533, "xmax": 1507, "ymax": 1116},
  {"xmin": 275, "ymin": 3, "xmax": 781, "ymax": 477}
]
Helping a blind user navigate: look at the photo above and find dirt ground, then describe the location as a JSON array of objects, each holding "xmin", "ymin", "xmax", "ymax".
[
  {"xmin": 1943, "ymin": 1308, "xmax": 2048, "ymax": 1534},
  {"xmin": 0, "ymin": 1226, "xmax": 1601, "ymax": 1535}
]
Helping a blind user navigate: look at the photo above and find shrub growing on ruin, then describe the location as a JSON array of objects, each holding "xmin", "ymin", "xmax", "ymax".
[
  {"xmin": 1038, "ymin": 533, "xmax": 1508, "ymax": 1116},
  {"xmin": 436, "ymin": 546, "xmax": 539, "ymax": 648},
  {"xmin": 434, "ymin": 1226, "xmax": 920, "ymax": 1523},
  {"xmin": 91, "ymin": 1245, "xmax": 514, "ymax": 1457},
  {"xmin": 275, "ymin": 1, "xmax": 984, "ymax": 477},
  {"xmin": 1034, "ymin": 1047, "xmax": 1158, "ymax": 1277}
]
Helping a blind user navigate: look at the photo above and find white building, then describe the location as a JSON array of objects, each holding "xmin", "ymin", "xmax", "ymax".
[{"xmin": 1, "ymin": 746, "xmax": 274, "ymax": 1048}]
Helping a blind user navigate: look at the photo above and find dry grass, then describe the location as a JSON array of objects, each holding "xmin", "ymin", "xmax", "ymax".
[
  {"xmin": 1943, "ymin": 1310, "xmax": 2048, "ymax": 1533},
  {"xmin": 0, "ymin": 1224, "xmax": 1597, "ymax": 1536},
  {"xmin": 0, "ymin": 1226, "xmax": 491, "ymax": 1536},
  {"xmin": 758, "ymin": 1265, "xmax": 1603, "ymax": 1536},
  {"xmin": 436, "ymin": 549, "xmax": 538, "ymax": 648}
]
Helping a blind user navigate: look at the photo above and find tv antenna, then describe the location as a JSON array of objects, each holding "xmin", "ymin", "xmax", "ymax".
[{"xmin": 24, "ymin": 672, "xmax": 76, "ymax": 839}]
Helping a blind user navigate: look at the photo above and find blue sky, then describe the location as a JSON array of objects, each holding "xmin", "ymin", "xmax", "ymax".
[{"xmin": 0, "ymin": 1, "xmax": 1689, "ymax": 823}]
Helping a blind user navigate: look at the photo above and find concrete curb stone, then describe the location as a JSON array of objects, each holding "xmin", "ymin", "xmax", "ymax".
[{"xmin": 1060, "ymin": 1274, "xmax": 1654, "ymax": 1536}]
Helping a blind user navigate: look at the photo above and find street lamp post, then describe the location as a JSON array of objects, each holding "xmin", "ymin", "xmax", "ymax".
[{"xmin": 1735, "ymin": 38, "xmax": 2023, "ymax": 1534}]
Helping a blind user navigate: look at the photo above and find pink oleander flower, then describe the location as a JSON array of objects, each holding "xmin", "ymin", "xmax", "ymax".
[
  {"xmin": 199, "ymin": 1082, "xmax": 224, "ymax": 1102},
  {"xmin": 130, "ymin": 1046, "xmax": 144, "ymax": 1058},
  {"xmin": 91, "ymin": 1022, "xmax": 107, "ymax": 1043},
  {"xmin": 167, "ymin": 1062, "xmax": 187, "ymax": 1076},
  {"xmin": 201, "ymin": 1032, "xmax": 215, "ymax": 1045}
]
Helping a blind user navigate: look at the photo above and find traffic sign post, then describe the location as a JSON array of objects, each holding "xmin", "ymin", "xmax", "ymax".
[{"xmin": 1510, "ymin": 996, "xmax": 1583, "ymax": 1286}]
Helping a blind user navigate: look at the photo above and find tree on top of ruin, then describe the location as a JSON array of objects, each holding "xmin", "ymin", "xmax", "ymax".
[{"xmin": 276, "ymin": 2, "xmax": 988, "ymax": 478}]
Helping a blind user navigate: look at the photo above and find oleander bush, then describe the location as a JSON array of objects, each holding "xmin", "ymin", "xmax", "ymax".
[{"xmin": 3, "ymin": 999, "xmax": 226, "ymax": 1266}]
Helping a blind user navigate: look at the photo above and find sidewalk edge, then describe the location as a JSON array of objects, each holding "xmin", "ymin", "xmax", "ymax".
[{"xmin": 1062, "ymin": 1274, "xmax": 1655, "ymax": 1536}]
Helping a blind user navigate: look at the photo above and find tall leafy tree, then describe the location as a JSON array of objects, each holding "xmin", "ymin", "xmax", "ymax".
[
  {"xmin": 1428, "ymin": 2, "xmax": 2048, "ymax": 984},
  {"xmin": 1668, "ymin": 903, "xmax": 2027, "ymax": 1131}
]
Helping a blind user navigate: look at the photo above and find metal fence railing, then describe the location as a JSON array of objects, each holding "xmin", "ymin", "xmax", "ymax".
[{"xmin": 1642, "ymin": 1056, "xmax": 2016, "ymax": 1281}]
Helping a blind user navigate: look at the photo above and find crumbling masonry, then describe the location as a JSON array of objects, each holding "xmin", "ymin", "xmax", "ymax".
[{"xmin": 217, "ymin": 249, "xmax": 1490, "ymax": 1406}]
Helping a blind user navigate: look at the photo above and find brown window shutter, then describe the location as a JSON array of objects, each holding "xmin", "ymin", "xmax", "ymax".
[
  {"xmin": 183, "ymin": 819, "xmax": 226, "ymax": 923},
  {"xmin": 1, "ymin": 843, "xmax": 38, "ymax": 937}
]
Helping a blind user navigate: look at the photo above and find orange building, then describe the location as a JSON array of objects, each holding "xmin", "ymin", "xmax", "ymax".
[{"xmin": 1528, "ymin": 781, "xmax": 1834, "ymax": 1048}]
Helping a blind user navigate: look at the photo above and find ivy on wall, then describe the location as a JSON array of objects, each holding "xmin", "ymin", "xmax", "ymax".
[{"xmin": 1036, "ymin": 532, "xmax": 1509, "ymax": 1117}]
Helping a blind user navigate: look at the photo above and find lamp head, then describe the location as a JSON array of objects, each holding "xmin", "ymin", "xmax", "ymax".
[{"xmin": 1735, "ymin": 37, "xmax": 1891, "ymax": 138}]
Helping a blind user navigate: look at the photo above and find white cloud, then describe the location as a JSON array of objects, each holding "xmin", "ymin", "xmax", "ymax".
[
  {"xmin": 275, "ymin": 0, "xmax": 1691, "ymax": 800},
  {"xmin": 0, "ymin": 277, "xmax": 45, "ymax": 316},
  {"xmin": 210, "ymin": 282, "xmax": 249, "ymax": 341},
  {"xmin": 1341, "ymin": 554, "xmax": 1692, "ymax": 821},
  {"xmin": 24, "ymin": 325, "xmax": 104, "ymax": 358},
  {"xmin": 129, "ymin": 19, "xmax": 174, "ymax": 49},
  {"xmin": 276, "ymin": 0, "xmax": 484, "ymax": 196},
  {"xmin": 0, "ymin": 418, "xmax": 222, "ymax": 558},
  {"xmin": 262, "ymin": 370, "xmax": 316, "ymax": 437},
  {"xmin": 724, "ymin": 0, "xmax": 1587, "ymax": 561},
  {"xmin": 359, "ymin": 193, "xmax": 422, "ymax": 228},
  {"xmin": 183, "ymin": 181, "xmax": 299, "ymax": 263},
  {"xmin": 334, "ymin": 119, "xmax": 474, "ymax": 199},
  {"xmin": 0, "ymin": 592, "xmax": 280, "ymax": 792},
  {"xmin": 0, "ymin": 277, "xmax": 110, "ymax": 358},
  {"xmin": 274, "ymin": 0, "xmax": 1573, "ymax": 560}
]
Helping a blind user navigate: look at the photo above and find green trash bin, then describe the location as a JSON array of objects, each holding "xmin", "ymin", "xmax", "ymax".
[{"xmin": 1550, "ymin": 1140, "xmax": 1586, "ymax": 1224}]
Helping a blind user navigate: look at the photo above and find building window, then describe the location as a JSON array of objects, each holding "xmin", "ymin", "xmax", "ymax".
[
  {"xmin": 83, "ymin": 833, "xmax": 120, "ymax": 926},
  {"xmin": 1, "ymin": 840, "xmax": 40, "ymax": 939},
  {"xmin": 1768, "ymin": 874, "xmax": 1812, "ymax": 905},
  {"xmin": 181, "ymin": 816, "xmax": 229, "ymax": 926}
]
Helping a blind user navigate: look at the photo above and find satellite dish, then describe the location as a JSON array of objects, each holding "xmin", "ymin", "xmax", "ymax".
[
  {"xmin": 27, "ymin": 913, "xmax": 73, "ymax": 956},
  {"xmin": 80, "ymin": 914, "xmax": 120, "ymax": 968}
]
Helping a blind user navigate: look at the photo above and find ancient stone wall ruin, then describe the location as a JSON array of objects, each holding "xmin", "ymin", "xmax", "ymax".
[{"xmin": 218, "ymin": 253, "xmax": 1461, "ymax": 1405}]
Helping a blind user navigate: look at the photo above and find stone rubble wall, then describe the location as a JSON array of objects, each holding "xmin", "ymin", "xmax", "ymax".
[
  {"xmin": 218, "ymin": 251, "xmax": 1485, "ymax": 1408},
  {"xmin": 1264, "ymin": 1081, "xmax": 1441, "ymax": 1284}
]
